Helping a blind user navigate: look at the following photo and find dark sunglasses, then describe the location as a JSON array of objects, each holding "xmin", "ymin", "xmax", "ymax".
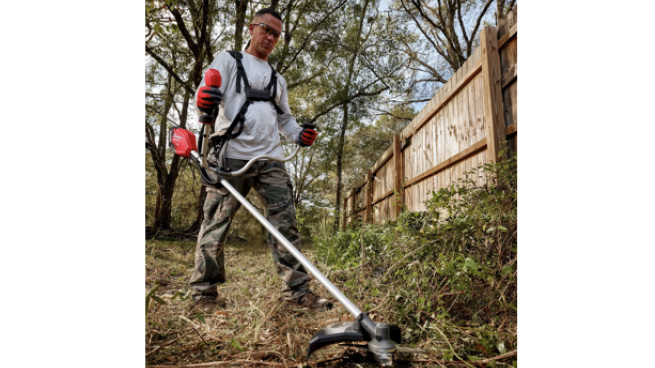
[{"xmin": 251, "ymin": 23, "xmax": 281, "ymax": 39}]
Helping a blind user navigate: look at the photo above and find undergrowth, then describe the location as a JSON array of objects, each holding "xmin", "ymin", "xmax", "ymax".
[
  {"xmin": 145, "ymin": 157, "xmax": 517, "ymax": 368},
  {"xmin": 314, "ymin": 156, "xmax": 517, "ymax": 364}
]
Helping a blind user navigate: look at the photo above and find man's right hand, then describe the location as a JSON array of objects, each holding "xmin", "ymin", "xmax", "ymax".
[
  {"xmin": 297, "ymin": 123, "xmax": 317, "ymax": 147},
  {"xmin": 197, "ymin": 86, "xmax": 222, "ymax": 113}
]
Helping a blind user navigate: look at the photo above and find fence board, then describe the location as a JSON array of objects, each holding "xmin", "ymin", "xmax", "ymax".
[
  {"xmin": 500, "ymin": 19, "xmax": 517, "ymax": 154},
  {"xmin": 401, "ymin": 61, "xmax": 482, "ymax": 140},
  {"xmin": 500, "ymin": 38, "xmax": 517, "ymax": 82},
  {"xmin": 481, "ymin": 26, "xmax": 506, "ymax": 163},
  {"xmin": 405, "ymin": 138, "xmax": 487, "ymax": 187},
  {"xmin": 393, "ymin": 134, "xmax": 403, "ymax": 218},
  {"xmin": 359, "ymin": 187, "xmax": 366, "ymax": 209},
  {"xmin": 372, "ymin": 159, "xmax": 395, "ymax": 203},
  {"xmin": 373, "ymin": 196, "xmax": 393, "ymax": 224}
]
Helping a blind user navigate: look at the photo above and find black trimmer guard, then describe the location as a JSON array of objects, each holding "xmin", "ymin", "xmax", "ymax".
[{"xmin": 307, "ymin": 320, "xmax": 402, "ymax": 365}]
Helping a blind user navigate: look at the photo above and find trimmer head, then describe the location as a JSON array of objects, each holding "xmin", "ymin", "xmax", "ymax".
[{"xmin": 307, "ymin": 317, "xmax": 402, "ymax": 367}]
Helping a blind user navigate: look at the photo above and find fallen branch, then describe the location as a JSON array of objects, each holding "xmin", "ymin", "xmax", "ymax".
[
  {"xmin": 146, "ymin": 335, "xmax": 186, "ymax": 357},
  {"xmin": 478, "ymin": 350, "xmax": 517, "ymax": 362}
]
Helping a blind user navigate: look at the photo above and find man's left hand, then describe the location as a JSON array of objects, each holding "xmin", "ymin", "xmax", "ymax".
[{"xmin": 297, "ymin": 123, "xmax": 317, "ymax": 147}]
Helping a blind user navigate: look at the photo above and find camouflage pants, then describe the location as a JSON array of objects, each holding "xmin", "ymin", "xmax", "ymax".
[{"xmin": 190, "ymin": 158, "xmax": 310, "ymax": 301}]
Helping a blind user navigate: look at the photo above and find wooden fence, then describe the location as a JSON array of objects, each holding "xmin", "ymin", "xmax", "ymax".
[{"xmin": 343, "ymin": 7, "xmax": 517, "ymax": 227}]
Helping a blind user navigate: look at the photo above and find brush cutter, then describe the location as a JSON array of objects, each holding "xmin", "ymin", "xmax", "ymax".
[{"xmin": 167, "ymin": 70, "xmax": 414, "ymax": 367}]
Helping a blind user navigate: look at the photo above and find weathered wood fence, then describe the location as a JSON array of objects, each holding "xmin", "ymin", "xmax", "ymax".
[{"xmin": 343, "ymin": 8, "xmax": 517, "ymax": 228}]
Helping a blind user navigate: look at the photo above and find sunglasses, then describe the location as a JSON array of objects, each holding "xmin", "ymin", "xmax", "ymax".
[{"xmin": 251, "ymin": 23, "xmax": 282, "ymax": 40}]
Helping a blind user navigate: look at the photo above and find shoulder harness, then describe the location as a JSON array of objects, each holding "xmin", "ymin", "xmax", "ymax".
[{"xmin": 209, "ymin": 51, "xmax": 284, "ymax": 172}]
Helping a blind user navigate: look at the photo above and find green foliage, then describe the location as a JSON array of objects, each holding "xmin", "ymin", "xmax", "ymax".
[
  {"xmin": 315, "ymin": 223, "xmax": 395, "ymax": 269},
  {"xmin": 313, "ymin": 156, "xmax": 517, "ymax": 360}
]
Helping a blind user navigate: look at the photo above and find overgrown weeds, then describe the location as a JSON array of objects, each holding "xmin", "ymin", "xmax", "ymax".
[{"xmin": 314, "ymin": 156, "xmax": 517, "ymax": 365}]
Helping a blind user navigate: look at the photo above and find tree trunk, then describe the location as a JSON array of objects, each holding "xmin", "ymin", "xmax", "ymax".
[
  {"xmin": 155, "ymin": 184, "xmax": 175, "ymax": 230},
  {"xmin": 334, "ymin": 103, "xmax": 349, "ymax": 230},
  {"xmin": 234, "ymin": 0, "xmax": 249, "ymax": 51},
  {"xmin": 332, "ymin": 0, "xmax": 370, "ymax": 230},
  {"xmin": 155, "ymin": 187, "xmax": 162, "ymax": 224},
  {"xmin": 148, "ymin": 78, "xmax": 190, "ymax": 231}
]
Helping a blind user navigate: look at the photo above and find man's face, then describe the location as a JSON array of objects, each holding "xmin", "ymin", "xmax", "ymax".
[{"xmin": 247, "ymin": 14, "xmax": 282, "ymax": 60}]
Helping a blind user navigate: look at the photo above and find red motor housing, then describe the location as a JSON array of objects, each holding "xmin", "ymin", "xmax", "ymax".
[{"xmin": 168, "ymin": 127, "xmax": 198, "ymax": 158}]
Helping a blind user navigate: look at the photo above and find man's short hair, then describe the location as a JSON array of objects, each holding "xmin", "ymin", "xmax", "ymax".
[{"xmin": 254, "ymin": 8, "xmax": 282, "ymax": 22}]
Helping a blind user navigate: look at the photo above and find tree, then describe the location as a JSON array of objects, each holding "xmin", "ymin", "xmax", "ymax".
[
  {"xmin": 146, "ymin": 70, "xmax": 190, "ymax": 231},
  {"xmin": 145, "ymin": 0, "xmax": 216, "ymax": 231},
  {"xmin": 395, "ymin": 0, "xmax": 496, "ymax": 97}
]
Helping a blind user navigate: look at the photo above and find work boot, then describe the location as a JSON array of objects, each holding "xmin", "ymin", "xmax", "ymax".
[
  {"xmin": 296, "ymin": 291, "xmax": 333, "ymax": 311},
  {"xmin": 188, "ymin": 296, "xmax": 223, "ymax": 314}
]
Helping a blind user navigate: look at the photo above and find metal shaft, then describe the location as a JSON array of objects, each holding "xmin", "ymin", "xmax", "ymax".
[{"xmin": 220, "ymin": 178, "xmax": 364, "ymax": 319}]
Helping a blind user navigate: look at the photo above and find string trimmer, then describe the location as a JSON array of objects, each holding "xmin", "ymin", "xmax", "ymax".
[{"xmin": 168, "ymin": 68, "xmax": 414, "ymax": 367}]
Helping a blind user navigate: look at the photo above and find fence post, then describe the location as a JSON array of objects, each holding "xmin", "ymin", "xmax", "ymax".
[
  {"xmin": 393, "ymin": 134, "xmax": 403, "ymax": 219},
  {"xmin": 480, "ymin": 26, "xmax": 507, "ymax": 163},
  {"xmin": 364, "ymin": 170, "xmax": 373, "ymax": 223},
  {"xmin": 342, "ymin": 193, "xmax": 348, "ymax": 231},
  {"xmin": 348, "ymin": 189, "xmax": 356, "ymax": 227}
]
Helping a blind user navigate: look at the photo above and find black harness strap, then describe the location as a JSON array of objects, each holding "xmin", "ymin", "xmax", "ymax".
[
  {"xmin": 266, "ymin": 64, "xmax": 284, "ymax": 115},
  {"xmin": 229, "ymin": 51, "xmax": 249, "ymax": 93}
]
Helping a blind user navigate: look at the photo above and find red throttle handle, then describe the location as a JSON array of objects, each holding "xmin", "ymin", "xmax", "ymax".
[
  {"xmin": 198, "ymin": 69, "xmax": 222, "ymax": 124},
  {"xmin": 205, "ymin": 68, "xmax": 222, "ymax": 88}
]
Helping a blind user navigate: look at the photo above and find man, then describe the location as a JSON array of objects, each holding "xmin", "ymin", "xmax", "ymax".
[{"xmin": 189, "ymin": 8, "xmax": 332, "ymax": 314}]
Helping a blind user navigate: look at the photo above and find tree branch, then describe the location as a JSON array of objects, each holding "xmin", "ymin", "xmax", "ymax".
[
  {"xmin": 280, "ymin": 0, "xmax": 347, "ymax": 74},
  {"xmin": 401, "ymin": 0, "xmax": 442, "ymax": 57},
  {"xmin": 467, "ymin": 0, "xmax": 494, "ymax": 55},
  {"xmin": 456, "ymin": 0, "xmax": 470, "ymax": 54},
  {"xmin": 410, "ymin": 0, "xmax": 461, "ymax": 67},
  {"xmin": 145, "ymin": 45, "xmax": 195, "ymax": 95},
  {"xmin": 165, "ymin": 3, "xmax": 199, "ymax": 56},
  {"xmin": 287, "ymin": 55, "xmax": 337, "ymax": 89},
  {"xmin": 307, "ymin": 82, "xmax": 389, "ymax": 125}
]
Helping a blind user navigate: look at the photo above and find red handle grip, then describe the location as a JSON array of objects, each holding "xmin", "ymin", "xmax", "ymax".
[{"xmin": 205, "ymin": 68, "xmax": 222, "ymax": 88}]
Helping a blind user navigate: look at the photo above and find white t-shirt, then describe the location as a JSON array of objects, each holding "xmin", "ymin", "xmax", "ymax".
[{"xmin": 195, "ymin": 51, "xmax": 301, "ymax": 160}]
